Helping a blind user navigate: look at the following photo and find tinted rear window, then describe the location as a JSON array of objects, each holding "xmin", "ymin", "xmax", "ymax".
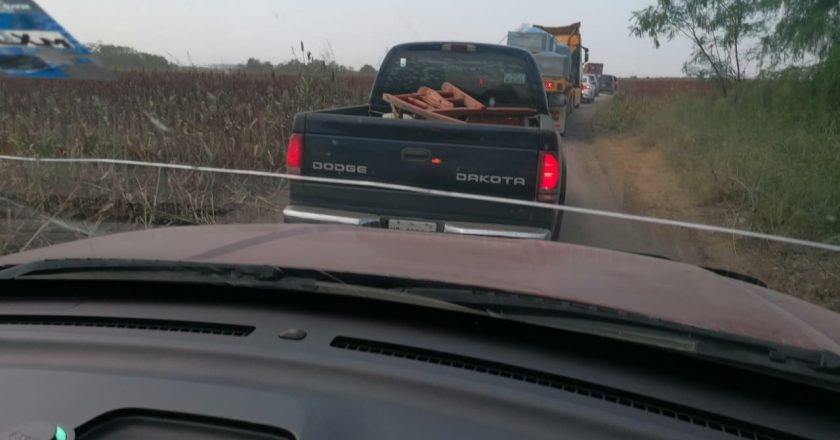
[
  {"xmin": 534, "ymin": 53, "xmax": 570, "ymax": 78},
  {"xmin": 373, "ymin": 45, "xmax": 547, "ymax": 112}
]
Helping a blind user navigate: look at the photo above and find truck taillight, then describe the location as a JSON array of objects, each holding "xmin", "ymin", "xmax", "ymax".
[
  {"xmin": 537, "ymin": 151, "xmax": 560, "ymax": 202},
  {"xmin": 286, "ymin": 133, "xmax": 303, "ymax": 174},
  {"xmin": 544, "ymin": 80, "xmax": 553, "ymax": 90}
]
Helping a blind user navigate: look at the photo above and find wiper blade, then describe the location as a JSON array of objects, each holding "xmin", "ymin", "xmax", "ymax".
[
  {"xmin": 0, "ymin": 258, "xmax": 287, "ymax": 285},
  {"xmin": 0, "ymin": 258, "xmax": 481, "ymax": 315},
  {"xmin": 398, "ymin": 286, "xmax": 840, "ymax": 387},
  {"xmin": 631, "ymin": 252, "xmax": 767, "ymax": 288}
]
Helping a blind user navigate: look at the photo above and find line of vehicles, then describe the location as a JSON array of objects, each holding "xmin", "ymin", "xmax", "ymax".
[
  {"xmin": 581, "ymin": 62, "xmax": 619, "ymax": 102},
  {"xmin": 284, "ymin": 24, "xmax": 617, "ymax": 241},
  {"xmin": 505, "ymin": 26, "xmax": 617, "ymax": 129}
]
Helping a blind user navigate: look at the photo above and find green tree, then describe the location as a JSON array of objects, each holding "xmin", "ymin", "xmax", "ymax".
[
  {"xmin": 244, "ymin": 57, "xmax": 273, "ymax": 72},
  {"xmin": 631, "ymin": 0, "xmax": 767, "ymax": 94},
  {"xmin": 760, "ymin": 0, "xmax": 840, "ymax": 61},
  {"xmin": 751, "ymin": 0, "xmax": 840, "ymax": 112},
  {"xmin": 359, "ymin": 64, "xmax": 377, "ymax": 75},
  {"xmin": 715, "ymin": 0, "xmax": 767, "ymax": 80}
]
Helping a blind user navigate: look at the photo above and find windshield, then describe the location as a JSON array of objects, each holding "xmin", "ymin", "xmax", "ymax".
[
  {"xmin": 1, "ymin": 0, "xmax": 839, "ymax": 359},
  {"xmin": 374, "ymin": 45, "xmax": 546, "ymax": 110},
  {"xmin": 534, "ymin": 53, "xmax": 569, "ymax": 78}
]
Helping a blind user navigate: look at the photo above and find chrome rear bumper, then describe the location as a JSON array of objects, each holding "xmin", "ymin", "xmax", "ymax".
[{"xmin": 282, "ymin": 205, "xmax": 551, "ymax": 240}]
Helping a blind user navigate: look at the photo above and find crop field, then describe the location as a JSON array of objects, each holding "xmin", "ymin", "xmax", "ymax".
[
  {"xmin": 0, "ymin": 71, "xmax": 373, "ymax": 253},
  {"xmin": 0, "ymin": 71, "xmax": 373, "ymax": 170}
]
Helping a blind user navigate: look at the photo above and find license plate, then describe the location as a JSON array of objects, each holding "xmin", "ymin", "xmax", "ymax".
[{"xmin": 387, "ymin": 219, "xmax": 437, "ymax": 233}]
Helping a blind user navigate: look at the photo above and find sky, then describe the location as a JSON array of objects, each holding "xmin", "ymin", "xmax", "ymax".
[{"xmin": 38, "ymin": 0, "xmax": 695, "ymax": 77}]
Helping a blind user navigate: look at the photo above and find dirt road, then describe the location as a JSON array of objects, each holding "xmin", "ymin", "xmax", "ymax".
[{"xmin": 557, "ymin": 95, "xmax": 676, "ymax": 259}]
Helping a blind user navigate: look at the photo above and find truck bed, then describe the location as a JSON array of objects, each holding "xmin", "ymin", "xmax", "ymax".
[{"xmin": 284, "ymin": 42, "xmax": 566, "ymax": 240}]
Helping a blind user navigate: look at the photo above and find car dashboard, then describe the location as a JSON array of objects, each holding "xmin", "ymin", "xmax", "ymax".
[{"xmin": 0, "ymin": 280, "xmax": 837, "ymax": 440}]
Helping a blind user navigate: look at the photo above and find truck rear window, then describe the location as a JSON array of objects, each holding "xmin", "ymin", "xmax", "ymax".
[
  {"xmin": 534, "ymin": 53, "xmax": 570, "ymax": 78},
  {"xmin": 374, "ymin": 46, "xmax": 546, "ymax": 111}
]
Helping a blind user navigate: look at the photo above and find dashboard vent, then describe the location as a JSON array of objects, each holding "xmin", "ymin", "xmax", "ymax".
[
  {"xmin": 0, "ymin": 315, "xmax": 254, "ymax": 337},
  {"xmin": 332, "ymin": 337, "xmax": 786, "ymax": 440}
]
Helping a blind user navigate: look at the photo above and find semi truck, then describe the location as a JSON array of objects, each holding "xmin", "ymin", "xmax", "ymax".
[
  {"xmin": 535, "ymin": 23, "xmax": 588, "ymax": 109},
  {"xmin": 506, "ymin": 28, "xmax": 573, "ymax": 134}
]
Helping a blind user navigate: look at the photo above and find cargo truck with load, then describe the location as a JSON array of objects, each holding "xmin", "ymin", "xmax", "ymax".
[
  {"xmin": 283, "ymin": 42, "xmax": 567, "ymax": 240},
  {"xmin": 506, "ymin": 27, "xmax": 573, "ymax": 134},
  {"xmin": 535, "ymin": 22, "xmax": 589, "ymax": 109}
]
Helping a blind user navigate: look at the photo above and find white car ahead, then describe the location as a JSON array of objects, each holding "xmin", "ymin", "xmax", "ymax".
[{"xmin": 582, "ymin": 75, "xmax": 597, "ymax": 103}]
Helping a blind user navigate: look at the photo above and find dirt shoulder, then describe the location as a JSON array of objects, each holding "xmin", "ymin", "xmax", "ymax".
[{"xmin": 587, "ymin": 133, "xmax": 840, "ymax": 311}]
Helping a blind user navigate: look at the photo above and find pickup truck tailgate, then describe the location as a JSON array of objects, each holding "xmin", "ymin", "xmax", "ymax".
[{"xmin": 301, "ymin": 114, "xmax": 547, "ymax": 199}]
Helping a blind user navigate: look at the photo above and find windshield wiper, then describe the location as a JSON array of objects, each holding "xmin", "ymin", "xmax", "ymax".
[
  {"xmin": 631, "ymin": 252, "xmax": 767, "ymax": 287},
  {"xmin": 0, "ymin": 258, "xmax": 287, "ymax": 284},
  {"xmin": 397, "ymin": 286, "xmax": 840, "ymax": 388},
  {"xmin": 0, "ymin": 258, "xmax": 481, "ymax": 315}
]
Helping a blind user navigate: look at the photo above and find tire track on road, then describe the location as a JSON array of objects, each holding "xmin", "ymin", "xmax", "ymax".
[{"xmin": 558, "ymin": 96, "xmax": 677, "ymax": 259}]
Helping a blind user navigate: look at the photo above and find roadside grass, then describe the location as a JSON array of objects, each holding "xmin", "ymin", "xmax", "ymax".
[
  {"xmin": 598, "ymin": 78, "xmax": 840, "ymax": 244},
  {"xmin": 594, "ymin": 77, "xmax": 840, "ymax": 310}
]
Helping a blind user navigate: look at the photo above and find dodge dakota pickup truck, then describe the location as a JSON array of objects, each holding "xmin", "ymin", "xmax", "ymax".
[{"xmin": 283, "ymin": 42, "xmax": 567, "ymax": 240}]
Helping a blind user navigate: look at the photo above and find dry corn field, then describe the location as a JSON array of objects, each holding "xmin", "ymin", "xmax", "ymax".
[
  {"xmin": 0, "ymin": 71, "xmax": 373, "ymax": 253},
  {"xmin": 0, "ymin": 71, "xmax": 373, "ymax": 169}
]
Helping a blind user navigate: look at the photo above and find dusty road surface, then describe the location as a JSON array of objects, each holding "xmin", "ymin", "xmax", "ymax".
[
  {"xmin": 555, "ymin": 97, "xmax": 748, "ymax": 269},
  {"xmin": 557, "ymin": 96, "xmax": 676, "ymax": 259}
]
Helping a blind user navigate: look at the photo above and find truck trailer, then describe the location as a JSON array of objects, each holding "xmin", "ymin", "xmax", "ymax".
[
  {"xmin": 535, "ymin": 23, "xmax": 588, "ymax": 109},
  {"xmin": 507, "ymin": 28, "xmax": 572, "ymax": 134}
]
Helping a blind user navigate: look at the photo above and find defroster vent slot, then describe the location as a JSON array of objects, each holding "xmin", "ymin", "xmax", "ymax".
[
  {"xmin": 0, "ymin": 315, "xmax": 254, "ymax": 337},
  {"xmin": 332, "ymin": 337, "xmax": 791, "ymax": 440}
]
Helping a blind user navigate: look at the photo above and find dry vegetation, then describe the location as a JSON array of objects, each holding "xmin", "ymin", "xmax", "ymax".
[
  {"xmin": 0, "ymin": 71, "xmax": 373, "ymax": 253},
  {"xmin": 0, "ymin": 71, "xmax": 372, "ymax": 170},
  {"xmin": 596, "ymin": 77, "xmax": 840, "ymax": 310}
]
